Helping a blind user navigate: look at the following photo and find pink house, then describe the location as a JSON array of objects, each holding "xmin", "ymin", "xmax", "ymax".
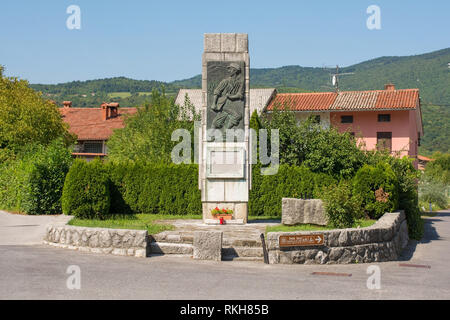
[{"xmin": 266, "ymin": 84, "xmax": 423, "ymax": 168}]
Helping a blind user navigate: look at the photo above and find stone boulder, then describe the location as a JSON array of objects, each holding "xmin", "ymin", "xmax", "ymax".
[{"xmin": 282, "ymin": 198, "xmax": 328, "ymax": 226}]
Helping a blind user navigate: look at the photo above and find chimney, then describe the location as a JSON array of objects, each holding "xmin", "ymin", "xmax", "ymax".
[
  {"xmin": 101, "ymin": 102, "xmax": 119, "ymax": 120},
  {"xmin": 63, "ymin": 101, "xmax": 72, "ymax": 108},
  {"xmin": 384, "ymin": 83, "xmax": 395, "ymax": 91},
  {"xmin": 101, "ymin": 103, "xmax": 108, "ymax": 121}
]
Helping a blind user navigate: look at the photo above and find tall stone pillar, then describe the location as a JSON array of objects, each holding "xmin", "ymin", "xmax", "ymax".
[{"xmin": 199, "ymin": 33, "xmax": 251, "ymax": 224}]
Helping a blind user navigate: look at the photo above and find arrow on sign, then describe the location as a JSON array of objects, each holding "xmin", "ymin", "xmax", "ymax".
[{"xmin": 315, "ymin": 236, "xmax": 322, "ymax": 243}]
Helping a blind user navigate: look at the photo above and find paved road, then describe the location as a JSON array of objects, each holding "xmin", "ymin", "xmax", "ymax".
[
  {"xmin": 0, "ymin": 210, "xmax": 71, "ymax": 245},
  {"xmin": 0, "ymin": 210, "xmax": 449, "ymax": 299}
]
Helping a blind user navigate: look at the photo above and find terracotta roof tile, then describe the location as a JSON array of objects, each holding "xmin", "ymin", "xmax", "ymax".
[
  {"xmin": 375, "ymin": 89, "xmax": 419, "ymax": 109},
  {"xmin": 266, "ymin": 92, "xmax": 337, "ymax": 111},
  {"xmin": 266, "ymin": 89, "xmax": 419, "ymax": 112},
  {"xmin": 60, "ymin": 107, "xmax": 137, "ymax": 140},
  {"xmin": 331, "ymin": 91, "xmax": 377, "ymax": 110}
]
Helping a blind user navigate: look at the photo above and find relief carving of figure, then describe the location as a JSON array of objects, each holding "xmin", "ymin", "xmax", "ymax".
[{"xmin": 210, "ymin": 62, "xmax": 245, "ymax": 131}]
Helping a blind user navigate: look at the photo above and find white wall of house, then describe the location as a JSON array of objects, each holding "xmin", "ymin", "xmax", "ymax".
[{"xmin": 293, "ymin": 112, "xmax": 331, "ymax": 129}]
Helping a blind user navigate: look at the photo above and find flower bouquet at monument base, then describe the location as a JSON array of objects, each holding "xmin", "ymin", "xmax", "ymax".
[{"xmin": 211, "ymin": 207, "xmax": 233, "ymax": 220}]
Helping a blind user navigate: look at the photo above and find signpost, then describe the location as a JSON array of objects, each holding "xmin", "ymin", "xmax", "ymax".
[{"xmin": 279, "ymin": 234, "xmax": 324, "ymax": 247}]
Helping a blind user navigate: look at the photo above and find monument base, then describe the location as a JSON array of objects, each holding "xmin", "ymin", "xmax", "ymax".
[{"xmin": 202, "ymin": 202, "xmax": 248, "ymax": 224}]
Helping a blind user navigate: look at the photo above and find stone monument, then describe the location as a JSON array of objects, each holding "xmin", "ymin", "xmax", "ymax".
[{"xmin": 199, "ymin": 33, "xmax": 251, "ymax": 224}]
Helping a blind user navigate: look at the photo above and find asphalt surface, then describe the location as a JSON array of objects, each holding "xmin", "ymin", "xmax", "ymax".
[{"xmin": 0, "ymin": 210, "xmax": 449, "ymax": 299}]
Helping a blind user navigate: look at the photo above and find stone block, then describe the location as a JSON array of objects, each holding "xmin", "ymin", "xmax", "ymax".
[
  {"xmin": 221, "ymin": 33, "xmax": 236, "ymax": 52},
  {"xmin": 399, "ymin": 220, "xmax": 409, "ymax": 249},
  {"xmin": 193, "ymin": 231, "xmax": 223, "ymax": 261},
  {"xmin": 236, "ymin": 34, "xmax": 248, "ymax": 52},
  {"xmin": 282, "ymin": 198, "xmax": 328, "ymax": 226},
  {"xmin": 204, "ymin": 34, "xmax": 221, "ymax": 52},
  {"xmin": 234, "ymin": 203, "xmax": 248, "ymax": 223},
  {"xmin": 135, "ymin": 249, "xmax": 146, "ymax": 258}
]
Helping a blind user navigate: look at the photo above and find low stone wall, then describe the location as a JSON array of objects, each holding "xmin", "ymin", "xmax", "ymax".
[
  {"xmin": 267, "ymin": 211, "xmax": 409, "ymax": 264},
  {"xmin": 282, "ymin": 198, "xmax": 328, "ymax": 226},
  {"xmin": 43, "ymin": 225, "xmax": 148, "ymax": 258}
]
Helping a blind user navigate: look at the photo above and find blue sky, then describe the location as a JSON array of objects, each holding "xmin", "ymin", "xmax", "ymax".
[{"xmin": 1, "ymin": 0, "xmax": 449, "ymax": 84}]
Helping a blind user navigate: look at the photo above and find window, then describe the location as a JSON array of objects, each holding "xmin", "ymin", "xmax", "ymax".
[
  {"xmin": 378, "ymin": 114, "xmax": 391, "ymax": 122},
  {"xmin": 83, "ymin": 141, "xmax": 103, "ymax": 154},
  {"xmin": 309, "ymin": 115, "xmax": 320, "ymax": 124},
  {"xmin": 377, "ymin": 132, "xmax": 392, "ymax": 152},
  {"xmin": 341, "ymin": 115, "xmax": 353, "ymax": 123}
]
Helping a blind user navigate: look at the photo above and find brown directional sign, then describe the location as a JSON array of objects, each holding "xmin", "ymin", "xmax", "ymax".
[{"xmin": 279, "ymin": 234, "xmax": 324, "ymax": 247}]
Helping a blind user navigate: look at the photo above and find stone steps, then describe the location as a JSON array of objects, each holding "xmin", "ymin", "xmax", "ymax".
[
  {"xmin": 222, "ymin": 246, "xmax": 264, "ymax": 258},
  {"xmin": 148, "ymin": 239, "xmax": 265, "ymax": 260},
  {"xmin": 222, "ymin": 256, "xmax": 264, "ymax": 262},
  {"xmin": 149, "ymin": 241, "xmax": 193, "ymax": 255},
  {"xmin": 151, "ymin": 231, "xmax": 263, "ymax": 248}
]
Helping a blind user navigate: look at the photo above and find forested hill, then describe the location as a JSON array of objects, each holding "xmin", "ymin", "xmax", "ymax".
[
  {"xmin": 172, "ymin": 47, "xmax": 450, "ymax": 106},
  {"xmin": 29, "ymin": 48, "xmax": 450, "ymax": 154},
  {"xmin": 31, "ymin": 47, "xmax": 449, "ymax": 105}
]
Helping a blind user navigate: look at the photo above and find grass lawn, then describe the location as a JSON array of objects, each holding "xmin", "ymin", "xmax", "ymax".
[
  {"xmin": 265, "ymin": 219, "xmax": 376, "ymax": 234},
  {"xmin": 68, "ymin": 214, "xmax": 201, "ymax": 235}
]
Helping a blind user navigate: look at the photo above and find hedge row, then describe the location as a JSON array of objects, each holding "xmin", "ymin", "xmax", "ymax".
[
  {"xmin": 250, "ymin": 164, "xmax": 336, "ymax": 217},
  {"xmin": 61, "ymin": 160, "xmax": 202, "ymax": 218},
  {"xmin": 61, "ymin": 161, "xmax": 335, "ymax": 219}
]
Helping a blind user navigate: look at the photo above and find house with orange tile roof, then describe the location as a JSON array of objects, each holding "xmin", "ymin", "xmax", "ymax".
[
  {"xmin": 417, "ymin": 155, "xmax": 434, "ymax": 171},
  {"xmin": 59, "ymin": 101, "xmax": 137, "ymax": 160},
  {"xmin": 265, "ymin": 84, "xmax": 423, "ymax": 167}
]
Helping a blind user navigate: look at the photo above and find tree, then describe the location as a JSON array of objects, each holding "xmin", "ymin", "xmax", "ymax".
[
  {"xmin": 419, "ymin": 176, "xmax": 448, "ymax": 210},
  {"xmin": 106, "ymin": 89, "xmax": 200, "ymax": 163},
  {"xmin": 425, "ymin": 153, "xmax": 450, "ymax": 185},
  {"xmin": 261, "ymin": 108, "xmax": 365, "ymax": 178},
  {"xmin": 0, "ymin": 66, "xmax": 74, "ymax": 161}
]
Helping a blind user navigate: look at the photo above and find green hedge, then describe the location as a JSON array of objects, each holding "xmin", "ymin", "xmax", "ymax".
[
  {"xmin": 249, "ymin": 164, "xmax": 336, "ymax": 217},
  {"xmin": 62, "ymin": 159, "xmax": 110, "ymax": 219},
  {"xmin": 0, "ymin": 140, "xmax": 72, "ymax": 214},
  {"xmin": 107, "ymin": 162, "xmax": 201, "ymax": 216},
  {"xmin": 61, "ymin": 161, "xmax": 333, "ymax": 219},
  {"xmin": 62, "ymin": 161, "xmax": 202, "ymax": 218}
]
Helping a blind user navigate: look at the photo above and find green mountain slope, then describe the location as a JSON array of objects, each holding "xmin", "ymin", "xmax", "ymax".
[
  {"xmin": 173, "ymin": 48, "xmax": 450, "ymax": 105},
  {"xmin": 29, "ymin": 48, "xmax": 450, "ymax": 154}
]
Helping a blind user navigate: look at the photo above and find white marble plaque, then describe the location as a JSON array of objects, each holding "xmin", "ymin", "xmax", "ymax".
[{"xmin": 206, "ymin": 147, "xmax": 245, "ymax": 179}]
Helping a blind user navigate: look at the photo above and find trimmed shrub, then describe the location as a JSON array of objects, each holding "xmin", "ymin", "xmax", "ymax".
[
  {"xmin": 62, "ymin": 159, "xmax": 110, "ymax": 219},
  {"xmin": 322, "ymin": 181, "xmax": 364, "ymax": 228},
  {"xmin": 106, "ymin": 162, "xmax": 201, "ymax": 216},
  {"xmin": 249, "ymin": 164, "xmax": 336, "ymax": 217},
  {"xmin": 352, "ymin": 162, "xmax": 399, "ymax": 219}
]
